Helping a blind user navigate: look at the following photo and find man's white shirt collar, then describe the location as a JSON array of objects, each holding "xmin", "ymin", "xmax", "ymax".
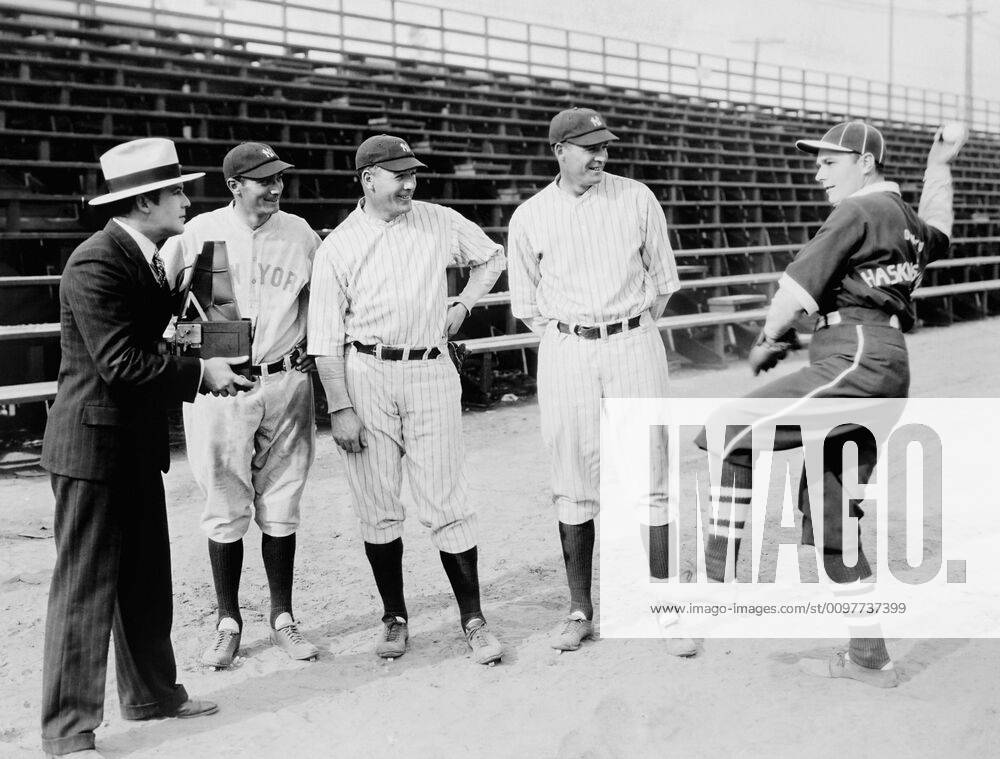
[{"xmin": 113, "ymin": 218, "xmax": 159, "ymax": 266}]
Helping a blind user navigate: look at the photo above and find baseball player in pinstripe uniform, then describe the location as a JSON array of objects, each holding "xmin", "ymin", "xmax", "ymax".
[
  {"xmin": 508, "ymin": 107, "xmax": 695, "ymax": 656},
  {"xmin": 309, "ymin": 135, "xmax": 505, "ymax": 665},
  {"xmin": 162, "ymin": 142, "xmax": 322, "ymax": 668},
  {"xmin": 695, "ymin": 120, "xmax": 964, "ymax": 687}
]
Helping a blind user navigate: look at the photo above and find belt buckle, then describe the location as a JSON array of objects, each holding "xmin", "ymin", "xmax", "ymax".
[
  {"xmin": 260, "ymin": 361, "xmax": 270, "ymax": 378},
  {"xmin": 375, "ymin": 344, "xmax": 384, "ymax": 360},
  {"xmin": 283, "ymin": 354, "xmax": 293, "ymax": 372}
]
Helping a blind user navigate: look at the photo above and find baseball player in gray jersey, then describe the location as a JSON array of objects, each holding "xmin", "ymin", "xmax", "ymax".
[
  {"xmin": 162, "ymin": 142, "xmax": 321, "ymax": 668},
  {"xmin": 508, "ymin": 107, "xmax": 695, "ymax": 656},
  {"xmin": 309, "ymin": 135, "xmax": 506, "ymax": 665}
]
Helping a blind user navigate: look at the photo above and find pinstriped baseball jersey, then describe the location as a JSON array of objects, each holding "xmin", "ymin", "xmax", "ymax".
[
  {"xmin": 508, "ymin": 172, "xmax": 679, "ymax": 325},
  {"xmin": 309, "ymin": 200, "xmax": 504, "ymax": 358},
  {"xmin": 161, "ymin": 204, "xmax": 320, "ymax": 364}
]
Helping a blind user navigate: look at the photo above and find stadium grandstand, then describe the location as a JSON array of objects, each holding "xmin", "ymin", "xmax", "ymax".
[{"xmin": 1, "ymin": 0, "xmax": 998, "ymax": 432}]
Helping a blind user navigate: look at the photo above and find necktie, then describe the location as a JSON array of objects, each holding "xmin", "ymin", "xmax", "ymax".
[{"xmin": 151, "ymin": 250, "xmax": 169, "ymax": 290}]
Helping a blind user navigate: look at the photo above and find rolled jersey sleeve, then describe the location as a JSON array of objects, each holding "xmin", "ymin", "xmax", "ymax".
[
  {"xmin": 447, "ymin": 207, "xmax": 505, "ymax": 313},
  {"xmin": 780, "ymin": 202, "xmax": 865, "ymax": 314},
  {"xmin": 639, "ymin": 185, "xmax": 680, "ymax": 297},
  {"xmin": 306, "ymin": 242, "xmax": 349, "ymax": 359}
]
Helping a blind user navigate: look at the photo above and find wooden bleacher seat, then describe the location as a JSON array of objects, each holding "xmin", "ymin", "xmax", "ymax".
[{"xmin": 0, "ymin": 380, "xmax": 57, "ymax": 406}]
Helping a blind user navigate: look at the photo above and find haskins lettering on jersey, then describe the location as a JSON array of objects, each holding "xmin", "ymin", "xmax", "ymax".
[{"xmin": 858, "ymin": 261, "xmax": 920, "ymax": 288}]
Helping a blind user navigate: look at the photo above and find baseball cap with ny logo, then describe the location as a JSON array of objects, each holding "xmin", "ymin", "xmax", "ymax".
[{"xmin": 223, "ymin": 141, "xmax": 295, "ymax": 180}]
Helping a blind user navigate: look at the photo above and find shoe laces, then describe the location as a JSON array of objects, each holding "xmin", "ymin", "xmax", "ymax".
[
  {"xmin": 210, "ymin": 628, "xmax": 237, "ymax": 652},
  {"xmin": 279, "ymin": 622, "xmax": 305, "ymax": 645},
  {"xmin": 561, "ymin": 615, "xmax": 587, "ymax": 636},
  {"xmin": 384, "ymin": 618, "xmax": 405, "ymax": 642},
  {"xmin": 466, "ymin": 621, "xmax": 490, "ymax": 647}
]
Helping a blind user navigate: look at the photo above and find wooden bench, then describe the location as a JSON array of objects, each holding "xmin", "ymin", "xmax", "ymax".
[
  {"xmin": 0, "ymin": 322, "xmax": 60, "ymax": 341},
  {"xmin": 0, "ymin": 380, "xmax": 57, "ymax": 405},
  {"xmin": 463, "ymin": 308, "xmax": 771, "ymax": 372}
]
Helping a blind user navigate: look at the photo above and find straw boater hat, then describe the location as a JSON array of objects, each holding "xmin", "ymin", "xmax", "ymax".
[{"xmin": 89, "ymin": 137, "xmax": 204, "ymax": 206}]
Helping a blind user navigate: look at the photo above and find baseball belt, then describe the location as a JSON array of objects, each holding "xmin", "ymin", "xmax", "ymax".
[
  {"xmin": 352, "ymin": 341, "xmax": 442, "ymax": 361},
  {"xmin": 816, "ymin": 308, "xmax": 901, "ymax": 330},
  {"xmin": 557, "ymin": 314, "xmax": 642, "ymax": 340},
  {"xmin": 248, "ymin": 348, "xmax": 302, "ymax": 378}
]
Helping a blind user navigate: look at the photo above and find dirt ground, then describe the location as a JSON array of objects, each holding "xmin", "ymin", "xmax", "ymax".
[{"xmin": 2, "ymin": 317, "xmax": 999, "ymax": 759}]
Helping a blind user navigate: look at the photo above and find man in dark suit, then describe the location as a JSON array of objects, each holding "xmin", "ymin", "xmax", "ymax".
[{"xmin": 40, "ymin": 138, "xmax": 254, "ymax": 758}]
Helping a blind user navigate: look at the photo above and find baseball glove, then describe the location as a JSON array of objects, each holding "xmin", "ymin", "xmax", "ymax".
[
  {"xmin": 748, "ymin": 329, "xmax": 796, "ymax": 376},
  {"xmin": 447, "ymin": 341, "xmax": 469, "ymax": 373}
]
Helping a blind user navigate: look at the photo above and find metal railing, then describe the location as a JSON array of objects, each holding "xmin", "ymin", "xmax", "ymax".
[{"xmin": 7, "ymin": 0, "xmax": 1000, "ymax": 132}]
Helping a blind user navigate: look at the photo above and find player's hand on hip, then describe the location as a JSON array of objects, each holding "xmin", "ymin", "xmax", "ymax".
[
  {"xmin": 201, "ymin": 355, "xmax": 255, "ymax": 396},
  {"xmin": 293, "ymin": 352, "xmax": 316, "ymax": 373},
  {"xmin": 445, "ymin": 303, "xmax": 469, "ymax": 337},
  {"xmin": 330, "ymin": 408, "xmax": 367, "ymax": 453}
]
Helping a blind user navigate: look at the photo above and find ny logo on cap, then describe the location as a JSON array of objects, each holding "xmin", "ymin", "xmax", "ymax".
[
  {"xmin": 398, "ymin": 141, "xmax": 410, "ymax": 153},
  {"xmin": 590, "ymin": 116, "xmax": 602, "ymax": 127},
  {"xmin": 261, "ymin": 146, "xmax": 277, "ymax": 159}
]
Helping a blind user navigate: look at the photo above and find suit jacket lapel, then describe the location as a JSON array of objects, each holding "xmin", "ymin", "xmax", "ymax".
[{"xmin": 104, "ymin": 219, "xmax": 157, "ymax": 290}]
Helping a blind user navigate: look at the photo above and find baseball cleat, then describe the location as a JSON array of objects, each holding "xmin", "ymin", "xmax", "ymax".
[
  {"xmin": 799, "ymin": 651, "xmax": 898, "ymax": 688},
  {"xmin": 376, "ymin": 615, "xmax": 409, "ymax": 659},
  {"xmin": 270, "ymin": 613, "xmax": 320, "ymax": 661},
  {"xmin": 464, "ymin": 617, "xmax": 503, "ymax": 665},
  {"xmin": 201, "ymin": 617, "xmax": 241, "ymax": 669},
  {"xmin": 551, "ymin": 610, "xmax": 593, "ymax": 651}
]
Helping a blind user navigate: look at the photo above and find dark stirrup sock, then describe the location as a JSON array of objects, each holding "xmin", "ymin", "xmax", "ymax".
[
  {"xmin": 364, "ymin": 538, "xmax": 408, "ymax": 621},
  {"xmin": 439, "ymin": 547, "xmax": 484, "ymax": 630},
  {"xmin": 261, "ymin": 532, "xmax": 296, "ymax": 628},
  {"xmin": 640, "ymin": 523, "xmax": 672, "ymax": 580},
  {"xmin": 559, "ymin": 520, "xmax": 595, "ymax": 620},
  {"xmin": 849, "ymin": 637, "xmax": 892, "ymax": 669},
  {"xmin": 208, "ymin": 537, "xmax": 244, "ymax": 629}
]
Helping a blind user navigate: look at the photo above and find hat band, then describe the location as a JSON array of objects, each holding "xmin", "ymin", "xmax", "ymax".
[{"xmin": 106, "ymin": 163, "xmax": 183, "ymax": 193}]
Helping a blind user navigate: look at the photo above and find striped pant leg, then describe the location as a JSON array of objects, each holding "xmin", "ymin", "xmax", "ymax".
[
  {"xmin": 42, "ymin": 475, "xmax": 119, "ymax": 755},
  {"xmin": 251, "ymin": 370, "xmax": 316, "ymax": 537},
  {"xmin": 183, "ymin": 389, "xmax": 263, "ymax": 543},
  {"xmin": 112, "ymin": 465, "xmax": 187, "ymax": 719},
  {"xmin": 537, "ymin": 322, "xmax": 602, "ymax": 524},
  {"xmin": 400, "ymin": 356, "xmax": 477, "ymax": 553},
  {"xmin": 42, "ymin": 469, "xmax": 186, "ymax": 754},
  {"xmin": 599, "ymin": 319, "xmax": 673, "ymax": 526},
  {"xmin": 344, "ymin": 352, "xmax": 406, "ymax": 544}
]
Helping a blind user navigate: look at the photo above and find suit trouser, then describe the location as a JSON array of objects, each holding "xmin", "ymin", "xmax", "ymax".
[{"xmin": 42, "ymin": 466, "xmax": 187, "ymax": 755}]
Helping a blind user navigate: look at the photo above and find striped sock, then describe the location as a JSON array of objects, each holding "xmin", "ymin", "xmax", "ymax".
[
  {"xmin": 704, "ymin": 461, "xmax": 752, "ymax": 582},
  {"xmin": 559, "ymin": 520, "xmax": 595, "ymax": 620}
]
